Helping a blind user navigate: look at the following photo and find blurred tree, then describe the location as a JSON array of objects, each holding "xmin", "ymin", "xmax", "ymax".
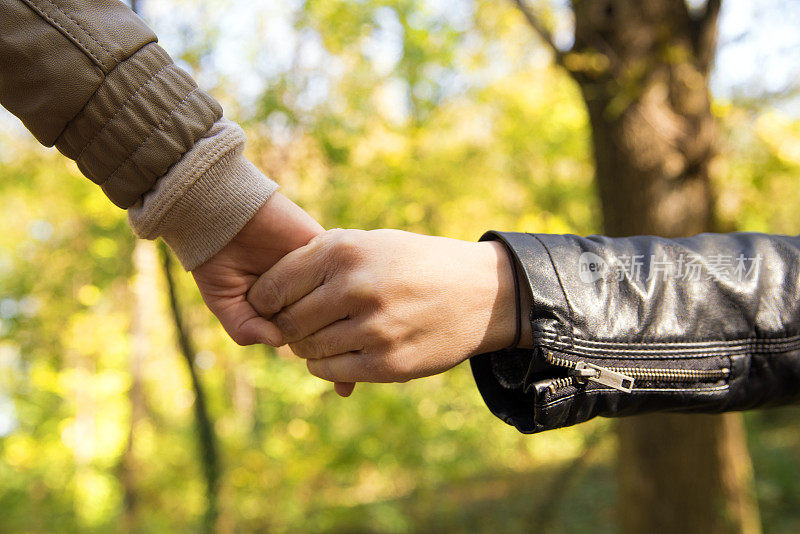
[
  {"xmin": 512, "ymin": 0, "xmax": 760, "ymax": 532},
  {"xmin": 160, "ymin": 242, "xmax": 220, "ymax": 533},
  {"xmin": 119, "ymin": 241, "xmax": 152, "ymax": 531}
]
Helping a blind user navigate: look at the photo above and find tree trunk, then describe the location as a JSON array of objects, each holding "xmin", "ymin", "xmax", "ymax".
[
  {"xmin": 159, "ymin": 243, "xmax": 221, "ymax": 534},
  {"xmin": 120, "ymin": 241, "xmax": 157, "ymax": 532},
  {"xmin": 617, "ymin": 413, "xmax": 760, "ymax": 533},
  {"xmin": 568, "ymin": 1, "xmax": 760, "ymax": 532}
]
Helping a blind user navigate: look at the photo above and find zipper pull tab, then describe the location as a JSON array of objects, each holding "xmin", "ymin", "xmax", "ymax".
[{"xmin": 573, "ymin": 361, "xmax": 635, "ymax": 393}]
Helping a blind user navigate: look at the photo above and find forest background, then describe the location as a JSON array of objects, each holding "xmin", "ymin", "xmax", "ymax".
[{"xmin": 1, "ymin": 0, "xmax": 800, "ymax": 532}]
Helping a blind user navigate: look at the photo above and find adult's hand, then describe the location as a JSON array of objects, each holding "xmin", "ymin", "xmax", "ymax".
[
  {"xmin": 192, "ymin": 192, "xmax": 323, "ymax": 347},
  {"xmin": 246, "ymin": 229, "xmax": 521, "ymax": 392}
]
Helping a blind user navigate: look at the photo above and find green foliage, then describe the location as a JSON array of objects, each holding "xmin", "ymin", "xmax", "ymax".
[
  {"xmin": 1, "ymin": 0, "xmax": 800, "ymax": 532},
  {"xmin": 247, "ymin": 0, "xmax": 596, "ymax": 240}
]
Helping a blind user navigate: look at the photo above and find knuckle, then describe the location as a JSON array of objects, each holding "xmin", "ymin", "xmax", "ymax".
[
  {"xmin": 309, "ymin": 231, "xmax": 333, "ymax": 247},
  {"xmin": 317, "ymin": 336, "xmax": 339, "ymax": 359},
  {"xmin": 291, "ymin": 336, "xmax": 322, "ymax": 359},
  {"xmin": 336, "ymin": 231, "xmax": 358, "ymax": 249},
  {"xmin": 323, "ymin": 228, "xmax": 346, "ymax": 239},
  {"xmin": 361, "ymin": 319, "xmax": 394, "ymax": 347},
  {"xmin": 272, "ymin": 310, "xmax": 299, "ymax": 341},
  {"xmin": 343, "ymin": 272, "xmax": 378, "ymax": 306},
  {"xmin": 306, "ymin": 341, "xmax": 323, "ymax": 359},
  {"xmin": 332, "ymin": 231, "xmax": 363, "ymax": 262},
  {"xmin": 362, "ymin": 320, "xmax": 384, "ymax": 340},
  {"xmin": 253, "ymin": 275, "xmax": 283, "ymax": 316},
  {"xmin": 308, "ymin": 232, "xmax": 335, "ymax": 255},
  {"xmin": 314, "ymin": 229, "xmax": 344, "ymax": 250}
]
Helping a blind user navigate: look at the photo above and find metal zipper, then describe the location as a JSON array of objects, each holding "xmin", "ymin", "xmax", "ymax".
[{"xmin": 543, "ymin": 351, "xmax": 731, "ymax": 394}]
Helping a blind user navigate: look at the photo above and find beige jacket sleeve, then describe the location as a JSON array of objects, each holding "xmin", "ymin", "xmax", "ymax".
[{"xmin": 0, "ymin": 0, "xmax": 277, "ymax": 269}]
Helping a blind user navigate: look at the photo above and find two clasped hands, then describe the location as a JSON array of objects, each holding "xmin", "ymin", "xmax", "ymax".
[{"xmin": 192, "ymin": 192, "xmax": 530, "ymax": 397}]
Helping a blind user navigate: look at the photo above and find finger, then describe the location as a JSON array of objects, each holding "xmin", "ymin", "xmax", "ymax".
[
  {"xmin": 271, "ymin": 284, "xmax": 349, "ymax": 344},
  {"xmin": 246, "ymin": 237, "xmax": 329, "ymax": 317},
  {"xmin": 209, "ymin": 294, "xmax": 283, "ymax": 346},
  {"xmin": 288, "ymin": 319, "xmax": 361, "ymax": 360},
  {"xmin": 334, "ymin": 382, "xmax": 356, "ymax": 397},
  {"xmin": 306, "ymin": 353, "xmax": 369, "ymax": 383}
]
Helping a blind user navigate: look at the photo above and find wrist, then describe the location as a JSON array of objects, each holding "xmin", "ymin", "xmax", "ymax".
[
  {"xmin": 128, "ymin": 119, "xmax": 278, "ymax": 271},
  {"xmin": 472, "ymin": 240, "xmax": 518, "ymax": 355}
]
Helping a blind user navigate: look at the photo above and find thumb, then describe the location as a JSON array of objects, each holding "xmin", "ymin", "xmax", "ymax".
[{"xmin": 247, "ymin": 237, "xmax": 330, "ymax": 317}]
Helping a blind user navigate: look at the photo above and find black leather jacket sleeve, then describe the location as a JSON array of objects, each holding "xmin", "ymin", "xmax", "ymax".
[{"xmin": 470, "ymin": 231, "xmax": 800, "ymax": 433}]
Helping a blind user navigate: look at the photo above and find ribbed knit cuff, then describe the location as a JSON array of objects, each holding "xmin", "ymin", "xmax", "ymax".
[{"xmin": 127, "ymin": 118, "xmax": 278, "ymax": 270}]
